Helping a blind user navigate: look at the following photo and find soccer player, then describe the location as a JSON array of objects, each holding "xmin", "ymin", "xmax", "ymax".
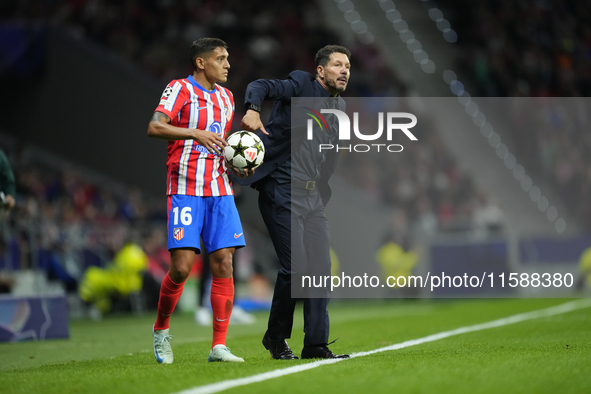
[{"xmin": 147, "ymin": 38, "xmax": 252, "ymax": 364}]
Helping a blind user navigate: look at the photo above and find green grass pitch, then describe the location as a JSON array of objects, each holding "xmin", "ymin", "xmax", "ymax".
[{"xmin": 1, "ymin": 298, "xmax": 590, "ymax": 394}]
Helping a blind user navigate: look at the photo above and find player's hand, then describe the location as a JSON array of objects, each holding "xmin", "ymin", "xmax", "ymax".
[
  {"xmin": 193, "ymin": 129, "xmax": 227, "ymax": 155},
  {"xmin": 241, "ymin": 110, "xmax": 268, "ymax": 135},
  {"xmin": 227, "ymin": 164, "xmax": 256, "ymax": 179}
]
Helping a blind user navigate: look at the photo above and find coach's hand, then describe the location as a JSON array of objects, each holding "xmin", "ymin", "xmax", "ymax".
[
  {"xmin": 227, "ymin": 164, "xmax": 256, "ymax": 179},
  {"xmin": 193, "ymin": 129, "xmax": 227, "ymax": 155},
  {"xmin": 241, "ymin": 110, "xmax": 268, "ymax": 135}
]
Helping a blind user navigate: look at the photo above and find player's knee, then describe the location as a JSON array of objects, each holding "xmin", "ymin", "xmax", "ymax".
[
  {"xmin": 169, "ymin": 261, "xmax": 192, "ymax": 283},
  {"xmin": 169, "ymin": 249, "xmax": 196, "ymax": 283},
  {"xmin": 210, "ymin": 253, "xmax": 233, "ymax": 278},
  {"xmin": 168, "ymin": 267, "xmax": 190, "ymax": 283}
]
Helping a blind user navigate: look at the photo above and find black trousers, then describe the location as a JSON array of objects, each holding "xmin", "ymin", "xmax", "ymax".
[{"xmin": 257, "ymin": 179, "xmax": 331, "ymax": 347}]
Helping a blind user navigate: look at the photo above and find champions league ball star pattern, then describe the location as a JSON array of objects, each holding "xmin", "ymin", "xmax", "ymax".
[{"xmin": 224, "ymin": 131, "xmax": 265, "ymax": 170}]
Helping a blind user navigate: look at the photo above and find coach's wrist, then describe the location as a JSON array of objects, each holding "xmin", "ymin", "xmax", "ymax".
[
  {"xmin": 245, "ymin": 109, "xmax": 261, "ymax": 118},
  {"xmin": 245, "ymin": 102, "xmax": 261, "ymax": 113}
]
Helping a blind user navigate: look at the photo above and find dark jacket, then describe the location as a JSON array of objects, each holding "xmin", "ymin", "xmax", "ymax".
[{"xmin": 236, "ymin": 70, "xmax": 343, "ymax": 205}]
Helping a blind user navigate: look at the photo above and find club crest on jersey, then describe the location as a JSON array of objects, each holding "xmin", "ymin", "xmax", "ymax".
[
  {"xmin": 173, "ymin": 227, "xmax": 184, "ymax": 241},
  {"xmin": 207, "ymin": 122, "xmax": 223, "ymax": 135}
]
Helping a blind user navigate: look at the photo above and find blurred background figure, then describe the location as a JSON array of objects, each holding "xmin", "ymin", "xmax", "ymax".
[
  {"xmin": 79, "ymin": 243, "xmax": 148, "ymax": 319},
  {"xmin": 577, "ymin": 246, "xmax": 591, "ymax": 292},
  {"xmin": 0, "ymin": 148, "xmax": 16, "ymax": 211},
  {"xmin": 0, "ymin": 148, "xmax": 16, "ymax": 293}
]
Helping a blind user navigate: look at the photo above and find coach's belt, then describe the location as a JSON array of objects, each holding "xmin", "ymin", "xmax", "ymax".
[{"xmin": 292, "ymin": 180, "xmax": 316, "ymax": 190}]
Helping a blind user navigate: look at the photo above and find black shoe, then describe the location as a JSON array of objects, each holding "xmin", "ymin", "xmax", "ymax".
[
  {"xmin": 301, "ymin": 345, "xmax": 350, "ymax": 359},
  {"xmin": 262, "ymin": 333, "xmax": 299, "ymax": 360}
]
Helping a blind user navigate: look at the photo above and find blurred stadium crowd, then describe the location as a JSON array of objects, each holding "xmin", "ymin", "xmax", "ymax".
[
  {"xmin": 451, "ymin": 0, "xmax": 591, "ymax": 97},
  {"xmin": 3, "ymin": 0, "xmax": 406, "ymax": 104},
  {"xmin": 448, "ymin": 0, "xmax": 591, "ymax": 231},
  {"xmin": 1, "ymin": 0, "xmax": 588, "ymax": 307},
  {"xmin": 0, "ymin": 140, "xmax": 164, "ymax": 291}
]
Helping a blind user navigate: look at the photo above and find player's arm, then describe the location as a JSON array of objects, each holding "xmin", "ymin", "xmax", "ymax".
[{"xmin": 147, "ymin": 111, "xmax": 227, "ymax": 155}]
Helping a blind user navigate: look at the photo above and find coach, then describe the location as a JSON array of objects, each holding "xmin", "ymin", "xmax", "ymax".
[{"xmin": 237, "ymin": 45, "xmax": 351, "ymax": 360}]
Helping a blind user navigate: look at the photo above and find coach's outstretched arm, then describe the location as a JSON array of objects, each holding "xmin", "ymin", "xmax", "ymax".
[{"xmin": 241, "ymin": 70, "xmax": 310, "ymax": 134}]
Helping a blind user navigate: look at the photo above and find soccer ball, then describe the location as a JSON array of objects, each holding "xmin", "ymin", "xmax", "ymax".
[{"xmin": 224, "ymin": 131, "xmax": 265, "ymax": 170}]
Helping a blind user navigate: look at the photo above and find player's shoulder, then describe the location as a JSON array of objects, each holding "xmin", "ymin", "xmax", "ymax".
[
  {"xmin": 165, "ymin": 78, "xmax": 188, "ymax": 87},
  {"xmin": 215, "ymin": 84, "xmax": 234, "ymax": 98},
  {"xmin": 163, "ymin": 78, "xmax": 191, "ymax": 97},
  {"xmin": 158, "ymin": 79, "xmax": 188, "ymax": 107}
]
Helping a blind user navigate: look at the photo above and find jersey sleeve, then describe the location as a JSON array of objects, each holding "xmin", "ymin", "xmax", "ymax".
[
  {"xmin": 154, "ymin": 80, "xmax": 186, "ymax": 121},
  {"xmin": 223, "ymin": 87, "xmax": 235, "ymax": 136},
  {"xmin": 229, "ymin": 89, "xmax": 235, "ymax": 111}
]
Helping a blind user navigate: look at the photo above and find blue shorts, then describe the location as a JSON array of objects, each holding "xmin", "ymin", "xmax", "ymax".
[{"xmin": 167, "ymin": 195, "xmax": 245, "ymax": 253}]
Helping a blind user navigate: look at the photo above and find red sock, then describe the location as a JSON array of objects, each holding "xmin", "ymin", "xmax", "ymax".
[
  {"xmin": 211, "ymin": 277, "xmax": 234, "ymax": 347},
  {"xmin": 154, "ymin": 273, "xmax": 185, "ymax": 330}
]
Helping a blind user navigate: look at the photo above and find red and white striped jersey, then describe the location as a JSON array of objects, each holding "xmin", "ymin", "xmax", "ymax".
[{"xmin": 155, "ymin": 75, "xmax": 235, "ymax": 196}]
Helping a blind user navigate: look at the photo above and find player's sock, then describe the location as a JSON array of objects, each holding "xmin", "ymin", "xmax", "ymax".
[
  {"xmin": 154, "ymin": 273, "xmax": 185, "ymax": 330},
  {"xmin": 210, "ymin": 277, "xmax": 234, "ymax": 347}
]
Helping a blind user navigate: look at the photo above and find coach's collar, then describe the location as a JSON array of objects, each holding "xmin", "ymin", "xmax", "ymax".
[{"xmin": 314, "ymin": 79, "xmax": 338, "ymax": 98}]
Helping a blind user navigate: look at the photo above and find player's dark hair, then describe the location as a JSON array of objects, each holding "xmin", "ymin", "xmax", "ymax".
[
  {"xmin": 314, "ymin": 45, "xmax": 351, "ymax": 68},
  {"xmin": 189, "ymin": 38, "xmax": 228, "ymax": 71}
]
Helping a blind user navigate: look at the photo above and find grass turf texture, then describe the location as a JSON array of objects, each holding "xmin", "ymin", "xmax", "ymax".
[{"xmin": 1, "ymin": 298, "xmax": 589, "ymax": 394}]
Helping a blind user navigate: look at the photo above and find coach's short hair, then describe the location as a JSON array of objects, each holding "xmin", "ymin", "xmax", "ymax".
[
  {"xmin": 315, "ymin": 45, "xmax": 351, "ymax": 68},
  {"xmin": 189, "ymin": 38, "xmax": 228, "ymax": 70}
]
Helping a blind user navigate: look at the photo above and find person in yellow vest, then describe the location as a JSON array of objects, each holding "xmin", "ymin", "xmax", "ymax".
[
  {"xmin": 376, "ymin": 241, "xmax": 418, "ymax": 295},
  {"xmin": 79, "ymin": 243, "xmax": 148, "ymax": 315},
  {"xmin": 577, "ymin": 246, "xmax": 591, "ymax": 291}
]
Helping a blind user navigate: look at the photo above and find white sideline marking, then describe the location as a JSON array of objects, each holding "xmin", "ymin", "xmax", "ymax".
[{"xmin": 172, "ymin": 299, "xmax": 591, "ymax": 394}]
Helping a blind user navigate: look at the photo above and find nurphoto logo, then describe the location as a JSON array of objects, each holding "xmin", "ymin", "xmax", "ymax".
[{"xmin": 304, "ymin": 108, "xmax": 418, "ymax": 152}]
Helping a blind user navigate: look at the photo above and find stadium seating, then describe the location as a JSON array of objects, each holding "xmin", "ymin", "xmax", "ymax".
[{"xmin": 446, "ymin": 0, "xmax": 591, "ymax": 231}]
